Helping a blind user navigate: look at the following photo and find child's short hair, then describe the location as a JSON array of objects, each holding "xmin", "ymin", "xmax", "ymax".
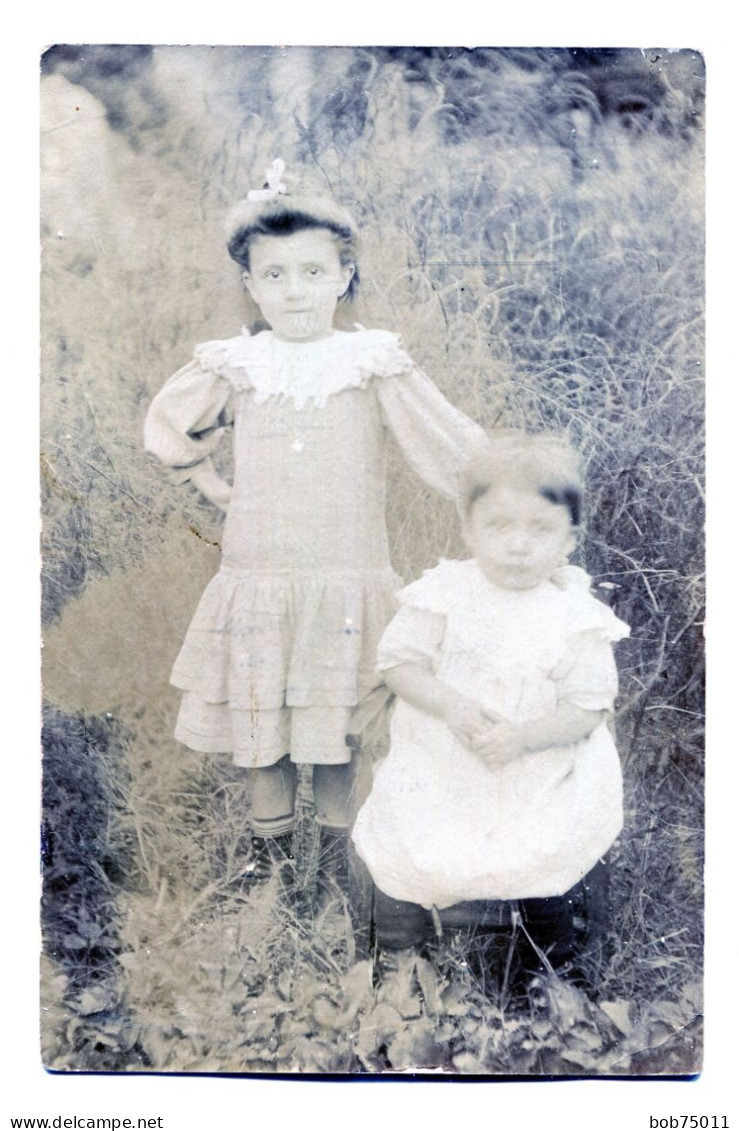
[
  {"xmin": 225, "ymin": 194, "xmax": 360, "ymax": 302},
  {"xmin": 461, "ymin": 430, "xmax": 584, "ymax": 526}
]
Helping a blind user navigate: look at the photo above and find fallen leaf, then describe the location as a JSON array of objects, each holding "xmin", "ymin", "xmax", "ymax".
[
  {"xmin": 559, "ymin": 1047, "xmax": 597, "ymax": 1070},
  {"xmin": 312, "ymin": 995, "xmax": 344, "ymax": 1029},
  {"xmin": 566, "ymin": 1023, "xmax": 604, "ymax": 1052},
  {"xmin": 546, "ymin": 976, "xmax": 591, "ymax": 1029},
  {"xmin": 452, "ymin": 1051, "xmax": 485, "ymax": 1073},
  {"xmin": 74, "ymin": 986, "xmax": 118, "ymax": 1016},
  {"xmin": 599, "ymin": 998, "xmax": 634, "ymax": 1037},
  {"xmin": 441, "ymin": 980, "xmax": 471, "ymax": 1016},
  {"xmin": 355, "ymin": 1002, "xmax": 404, "ymax": 1059},
  {"xmin": 386, "ymin": 1020, "xmax": 446, "ymax": 1070}
]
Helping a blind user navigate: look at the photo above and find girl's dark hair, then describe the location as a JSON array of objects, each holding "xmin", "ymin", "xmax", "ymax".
[
  {"xmin": 462, "ymin": 431, "xmax": 584, "ymax": 527},
  {"xmin": 225, "ymin": 196, "xmax": 360, "ymax": 302}
]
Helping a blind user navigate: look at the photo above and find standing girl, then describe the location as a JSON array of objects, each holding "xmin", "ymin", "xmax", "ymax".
[
  {"xmin": 144, "ymin": 161, "xmax": 488, "ymax": 899},
  {"xmin": 352, "ymin": 433, "xmax": 630, "ymax": 981}
]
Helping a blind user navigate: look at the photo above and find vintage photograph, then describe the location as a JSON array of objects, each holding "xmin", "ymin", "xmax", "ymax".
[{"xmin": 39, "ymin": 45, "xmax": 705, "ymax": 1076}]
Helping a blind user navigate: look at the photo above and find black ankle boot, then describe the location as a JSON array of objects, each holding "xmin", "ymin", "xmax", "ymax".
[{"xmin": 241, "ymin": 832, "xmax": 295, "ymax": 888}]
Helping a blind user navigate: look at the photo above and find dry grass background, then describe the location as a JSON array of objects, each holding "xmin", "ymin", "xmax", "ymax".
[{"xmin": 39, "ymin": 46, "xmax": 704, "ymax": 1075}]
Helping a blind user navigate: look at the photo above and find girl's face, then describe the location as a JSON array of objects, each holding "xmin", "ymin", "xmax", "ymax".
[
  {"xmin": 463, "ymin": 484, "xmax": 576, "ymax": 590},
  {"xmin": 243, "ymin": 229, "xmax": 355, "ymax": 342}
]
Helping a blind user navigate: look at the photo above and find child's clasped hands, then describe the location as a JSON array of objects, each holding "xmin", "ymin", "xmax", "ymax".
[{"xmin": 440, "ymin": 689, "xmax": 528, "ymax": 767}]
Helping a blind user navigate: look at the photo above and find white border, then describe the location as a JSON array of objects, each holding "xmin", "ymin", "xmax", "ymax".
[{"xmin": 8, "ymin": 6, "xmax": 734, "ymax": 1128}]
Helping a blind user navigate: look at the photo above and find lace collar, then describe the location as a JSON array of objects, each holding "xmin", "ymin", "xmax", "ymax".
[{"xmin": 194, "ymin": 327, "xmax": 415, "ymax": 409}]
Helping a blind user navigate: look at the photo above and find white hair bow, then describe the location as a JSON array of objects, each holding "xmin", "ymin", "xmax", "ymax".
[{"xmin": 247, "ymin": 158, "xmax": 287, "ymax": 202}]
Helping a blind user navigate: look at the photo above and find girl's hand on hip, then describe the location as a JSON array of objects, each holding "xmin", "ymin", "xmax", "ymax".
[
  {"xmin": 204, "ymin": 479, "xmax": 233, "ymax": 512},
  {"xmin": 190, "ymin": 463, "xmax": 233, "ymax": 512}
]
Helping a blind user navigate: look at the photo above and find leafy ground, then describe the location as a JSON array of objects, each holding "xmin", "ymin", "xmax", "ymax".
[
  {"xmin": 40, "ymin": 705, "xmax": 703, "ymax": 1076},
  {"xmin": 40, "ymin": 47, "xmax": 704, "ymax": 1075}
]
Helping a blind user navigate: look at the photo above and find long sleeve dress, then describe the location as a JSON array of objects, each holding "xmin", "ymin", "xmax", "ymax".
[
  {"xmin": 352, "ymin": 559, "xmax": 630, "ymax": 907},
  {"xmin": 144, "ymin": 327, "xmax": 488, "ymax": 767}
]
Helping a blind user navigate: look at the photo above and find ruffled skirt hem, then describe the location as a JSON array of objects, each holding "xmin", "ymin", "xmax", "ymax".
[
  {"xmin": 174, "ymin": 693, "xmax": 358, "ymax": 766},
  {"xmin": 171, "ymin": 565, "xmax": 401, "ymax": 708}
]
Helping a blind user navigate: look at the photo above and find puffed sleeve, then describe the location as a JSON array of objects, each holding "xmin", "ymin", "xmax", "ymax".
[
  {"xmin": 377, "ymin": 606, "xmax": 446, "ymax": 672},
  {"xmin": 362, "ymin": 332, "xmax": 489, "ymax": 501},
  {"xmin": 376, "ymin": 562, "xmax": 457, "ymax": 672},
  {"xmin": 550, "ymin": 569, "xmax": 630, "ymax": 713},
  {"xmin": 377, "ymin": 371, "xmax": 491, "ymax": 501},
  {"xmin": 143, "ymin": 342, "xmax": 236, "ymax": 484}
]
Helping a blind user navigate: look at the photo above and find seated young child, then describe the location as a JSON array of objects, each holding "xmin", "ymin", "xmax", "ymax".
[{"xmin": 352, "ymin": 432, "xmax": 629, "ymax": 986}]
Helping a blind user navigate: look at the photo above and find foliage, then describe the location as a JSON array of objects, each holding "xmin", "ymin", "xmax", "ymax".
[
  {"xmin": 41, "ymin": 709, "xmax": 132, "ymax": 987},
  {"xmin": 40, "ymin": 46, "xmax": 704, "ymax": 1074}
]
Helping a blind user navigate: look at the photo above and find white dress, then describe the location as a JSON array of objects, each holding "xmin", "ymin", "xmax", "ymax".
[
  {"xmin": 144, "ymin": 328, "xmax": 488, "ymax": 766},
  {"xmin": 352, "ymin": 559, "xmax": 630, "ymax": 907}
]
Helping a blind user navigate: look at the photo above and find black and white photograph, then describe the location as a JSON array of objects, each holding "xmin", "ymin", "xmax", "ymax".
[{"xmin": 38, "ymin": 44, "xmax": 705, "ymax": 1079}]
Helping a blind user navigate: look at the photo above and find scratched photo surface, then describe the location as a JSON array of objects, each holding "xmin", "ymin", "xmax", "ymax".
[{"xmin": 40, "ymin": 46, "xmax": 704, "ymax": 1075}]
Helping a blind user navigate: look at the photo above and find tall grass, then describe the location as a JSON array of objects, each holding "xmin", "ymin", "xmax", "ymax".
[{"xmin": 40, "ymin": 46, "xmax": 704, "ymax": 1073}]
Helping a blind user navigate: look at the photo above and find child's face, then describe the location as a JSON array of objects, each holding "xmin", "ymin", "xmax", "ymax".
[
  {"xmin": 243, "ymin": 229, "xmax": 355, "ymax": 342},
  {"xmin": 463, "ymin": 484, "xmax": 576, "ymax": 590}
]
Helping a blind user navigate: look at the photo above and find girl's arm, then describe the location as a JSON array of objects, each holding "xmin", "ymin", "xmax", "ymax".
[
  {"xmin": 383, "ymin": 662, "xmax": 492, "ymax": 749},
  {"xmin": 188, "ymin": 458, "xmax": 233, "ymax": 512},
  {"xmin": 144, "ymin": 355, "xmax": 233, "ymax": 487},
  {"xmin": 387, "ymin": 662, "xmax": 603, "ymax": 764},
  {"xmin": 471, "ymin": 705, "xmax": 606, "ymax": 768},
  {"xmin": 376, "ymin": 369, "xmax": 490, "ymax": 501}
]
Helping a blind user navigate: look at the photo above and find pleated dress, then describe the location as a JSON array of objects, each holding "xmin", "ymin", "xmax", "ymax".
[{"xmin": 144, "ymin": 327, "xmax": 486, "ymax": 767}]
